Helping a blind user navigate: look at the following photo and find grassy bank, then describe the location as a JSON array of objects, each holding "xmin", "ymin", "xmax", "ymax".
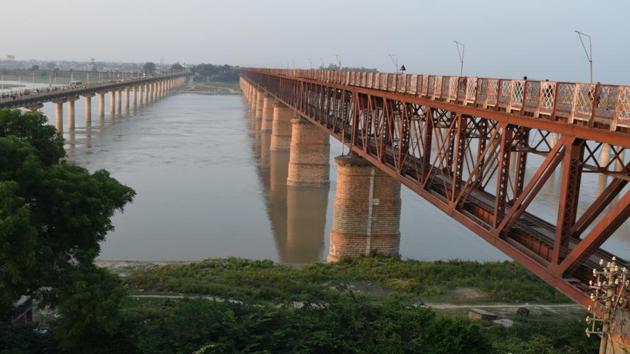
[
  {"xmin": 122, "ymin": 256, "xmax": 570, "ymax": 305},
  {"xmin": 5, "ymin": 257, "xmax": 598, "ymax": 353},
  {"xmin": 187, "ymin": 81, "xmax": 240, "ymax": 95}
]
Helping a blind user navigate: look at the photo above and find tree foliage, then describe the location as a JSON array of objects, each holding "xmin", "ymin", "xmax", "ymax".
[
  {"xmin": 142, "ymin": 62, "xmax": 156, "ymax": 75},
  {"xmin": 191, "ymin": 64, "xmax": 239, "ymax": 82},
  {"xmin": 0, "ymin": 109, "xmax": 135, "ymax": 320},
  {"xmin": 170, "ymin": 63, "xmax": 184, "ymax": 72}
]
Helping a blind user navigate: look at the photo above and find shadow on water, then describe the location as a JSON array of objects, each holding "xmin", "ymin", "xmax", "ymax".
[{"xmin": 246, "ymin": 105, "xmax": 330, "ymax": 264}]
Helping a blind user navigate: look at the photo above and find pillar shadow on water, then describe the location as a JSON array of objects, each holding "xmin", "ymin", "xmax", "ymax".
[{"xmin": 245, "ymin": 107, "xmax": 329, "ymax": 264}]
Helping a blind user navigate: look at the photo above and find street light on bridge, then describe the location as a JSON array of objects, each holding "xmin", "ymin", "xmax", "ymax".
[
  {"xmin": 453, "ymin": 40, "xmax": 465, "ymax": 76},
  {"xmin": 575, "ymin": 30, "xmax": 593, "ymax": 83},
  {"xmin": 388, "ymin": 54, "xmax": 399, "ymax": 73}
]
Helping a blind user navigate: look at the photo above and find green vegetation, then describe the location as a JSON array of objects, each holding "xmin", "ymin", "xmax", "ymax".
[
  {"xmin": 142, "ymin": 62, "xmax": 157, "ymax": 75},
  {"xmin": 125, "ymin": 256, "xmax": 569, "ymax": 304},
  {"xmin": 0, "ymin": 108, "xmax": 135, "ymax": 350},
  {"xmin": 3, "ymin": 256, "xmax": 598, "ymax": 353},
  {"xmin": 191, "ymin": 63, "xmax": 239, "ymax": 82},
  {"xmin": 0, "ymin": 108, "xmax": 597, "ymax": 353},
  {"xmin": 188, "ymin": 81, "xmax": 241, "ymax": 95}
]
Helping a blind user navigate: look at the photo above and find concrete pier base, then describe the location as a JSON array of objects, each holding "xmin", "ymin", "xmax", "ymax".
[
  {"xmin": 110, "ymin": 90, "xmax": 116, "ymax": 115},
  {"xmin": 98, "ymin": 93, "xmax": 105, "ymax": 119},
  {"xmin": 270, "ymin": 104, "xmax": 293, "ymax": 151},
  {"xmin": 67, "ymin": 99, "xmax": 76, "ymax": 130},
  {"xmin": 255, "ymin": 90, "xmax": 264, "ymax": 120},
  {"xmin": 54, "ymin": 101, "xmax": 64, "ymax": 132},
  {"xmin": 83, "ymin": 95, "xmax": 93, "ymax": 124},
  {"xmin": 286, "ymin": 117, "xmax": 330, "ymax": 187},
  {"xmin": 261, "ymin": 96, "xmax": 274, "ymax": 131},
  {"xmin": 327, "ymin": 154, "xmax": 401, "ymax": 262}
]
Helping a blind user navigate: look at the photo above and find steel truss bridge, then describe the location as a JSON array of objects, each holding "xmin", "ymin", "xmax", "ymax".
[{"xmin": 241, "ymin": 68, "xmax": 630, "ymax": 307}]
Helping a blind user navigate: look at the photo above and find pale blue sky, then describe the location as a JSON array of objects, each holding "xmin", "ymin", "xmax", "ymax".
[{"xmin": 2, "ymin": 0, "xmax": 629, "ymax": 83}]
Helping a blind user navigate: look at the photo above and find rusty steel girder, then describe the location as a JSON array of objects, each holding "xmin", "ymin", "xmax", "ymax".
[{"xmin": 241, "ymin": 69, "xmax": 630, "ymax": 308}]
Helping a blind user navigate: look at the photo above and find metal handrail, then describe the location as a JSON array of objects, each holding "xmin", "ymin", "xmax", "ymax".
[{"xmin": 245, "ymin": 68, "xmax": 630, "ymax": 130}]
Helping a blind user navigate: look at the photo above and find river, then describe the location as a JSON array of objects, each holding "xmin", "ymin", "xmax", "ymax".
[{"xmin": 24, "ymin": 89, "xmax": 629, "ymax": 263}]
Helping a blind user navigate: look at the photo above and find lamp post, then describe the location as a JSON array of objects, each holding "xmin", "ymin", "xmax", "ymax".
[
  {"xmin": 388, "ymin": 54, "xmax": 399, "ymax": 73},
  {"xmin": 575, "ymin": 30, "xmax": 593, "ymax": 83},
  {"xmin": 453, "ymin": 40, "xmax": 465, "ymax": 76},
  {"xmin": 335, "ymin": 54, "xmax": 341, "ymax": 71}
]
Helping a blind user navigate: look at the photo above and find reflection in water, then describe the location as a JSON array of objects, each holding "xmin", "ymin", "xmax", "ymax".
[{"xmin": 250, "ymin": 110, "xmax": 330, "ymax": 264}]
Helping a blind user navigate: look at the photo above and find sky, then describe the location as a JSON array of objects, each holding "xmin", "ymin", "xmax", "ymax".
[{"xmin": 2, "ymin": 0, "xmax": 630, "ymax": 84}]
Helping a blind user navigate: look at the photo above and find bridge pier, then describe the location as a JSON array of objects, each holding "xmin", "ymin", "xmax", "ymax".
[
  {"xmin": 98, "ymin": 92, "xmax": 105, "ymax": 119},
  {"xmin": 110, "ymin": 90, "xmax": 116, "ymax": 116},
  {"xmin": 255, "ymin": 89, "xmax": 264, "ymax": 120},
  {"xmin": 133, "ymin": 86, "xmax": 138, "ymax": 107},
  {"xmin": 250, "ymin": 88, "xmax": 258, "ymax": 112},
  {"xmin": 270, "ymin": 103, "xmax": 293, "ymax": 151},
  {"xmin": 54, "ymin": 100, "xmax": 65, "ymax": 133},
  {"xmin": 67, "ymin": 98, "xmax": 77, "ymax": 130},
  {"xmin": 261, "ymin": 95, "xmax": 274, "ymax": 131},
  {"xmin": 286, "ymin": 117, "xmax": 330, "ymax": 187},
  {"xmin": 327, "ymin": 154, "xmax": 401, "ymax": 262},
  {"xmin": 125, "ymin": 87, "xmax": 130, "ymax": 113},
  {"xmin": 83, "ymin": 94, "xmax": 93, "ymax": 124}
]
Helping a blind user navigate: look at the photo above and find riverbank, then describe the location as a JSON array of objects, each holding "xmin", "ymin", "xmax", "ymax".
[
  {"xmin": 106, "ymin": 256, "xmax": 597, "ymax": 353},
  {"xmin": 7, "ymin": 256, "xmax": 598, "ymax": 353},
  {"xmin": 101, "ymin": 256, "xmax": 570, "ymax": 304},
  {"xmin": 186, "ymin": 81, "xmax": 240, "ymax": 95}
]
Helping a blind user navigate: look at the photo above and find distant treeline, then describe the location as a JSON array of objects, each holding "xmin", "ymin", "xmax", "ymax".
[
  {"xmin": 191, "ymin": 64, "xmax": 240, "ymax": 82},
  {"xmin": 189, "ymin": 63, "xmax": 379, "ymax": 83}
]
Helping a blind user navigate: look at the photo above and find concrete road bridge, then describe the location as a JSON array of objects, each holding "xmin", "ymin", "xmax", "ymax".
[
  {"xmin": 240, "ymin": 68, "xmax": 630, "ymax": 352},
  {"xmin": 0, "ymin": 72, "xmax": 190, "ymax": 132}
]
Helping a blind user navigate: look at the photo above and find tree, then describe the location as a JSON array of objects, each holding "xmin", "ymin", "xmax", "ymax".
[
  {"xmin": 31, "ymin": 65, "xmax": 39, "ymax": 71},
  {"xmin": 143, "ymin": 62, "xmax": 157, "ymax": 75},
  {"xmin": 0, "ymin": 109, "xmax": 135, "ymax": 320},
  {"xmin": 52, "ymin": 265, "xmax": 134, "ymax": 352},
  {"xmin": 170, "ymin": 63, "xmax": 185, "ymax": 72}
]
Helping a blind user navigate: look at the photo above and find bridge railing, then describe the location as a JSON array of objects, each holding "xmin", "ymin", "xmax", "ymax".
[{"xmin": 249, "ymin": 68, "xmax": 630, "ymax": 131}]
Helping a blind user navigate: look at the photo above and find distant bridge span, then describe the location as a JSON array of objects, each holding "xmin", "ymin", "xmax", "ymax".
[{"xmin": 240, "ymin": 68, "xmax": 630, "ymax": 311}]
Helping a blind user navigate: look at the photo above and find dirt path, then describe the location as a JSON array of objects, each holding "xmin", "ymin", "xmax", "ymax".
[{"xmin": 130, "ymin": 294, "xmax": 582, "ymax": 312}]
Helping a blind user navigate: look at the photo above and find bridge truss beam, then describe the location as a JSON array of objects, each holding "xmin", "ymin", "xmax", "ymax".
[{"xmin": 242, "ymin": 69, "xmax": 630, "ymax": 307}]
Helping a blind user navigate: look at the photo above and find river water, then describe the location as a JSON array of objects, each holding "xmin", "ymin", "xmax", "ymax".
[{"xmin": 24, "ymin": 89, "xmax": 629, "ymax": 263}]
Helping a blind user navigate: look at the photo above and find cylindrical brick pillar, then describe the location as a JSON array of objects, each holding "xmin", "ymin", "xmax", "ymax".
[
  {"xmin": 83, "ymin": 96, "xmax": 92, "ymax": 124},
  {"xmin": 55, "ymin": 101, "xmax": 64, "ymax": 133},
  {"xmin": 67, "ymin": 99, "xmax": 76, "ymax": 130},
  {"xmin": 261, "ymin": 96, "xmax": 274, "ymax": 131},
  {"xmin": 287, "ymin": 117, "xmax": 330, "ymax": 187},
  {"xmin": 255, "ymin": 90, "xmax": 264, "ymax": 120},
  {"xmin": 110, "ymin": 90, "xmax": 116, "ymax": 115},
  {"xmin": 327, "ymin": 154, "xmax": 401, "ymax": 262},
  {"xmin": 270, "ymin": 104, "xmax": 293, "ymax": 151},
  {"xmin": 98, "ymin": 93, "xmax": 105, "ymax": 119}
]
